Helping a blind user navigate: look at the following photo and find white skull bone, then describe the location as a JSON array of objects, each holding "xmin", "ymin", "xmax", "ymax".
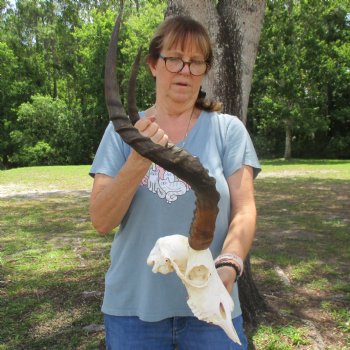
[{"xmin": 147, "ymin": 234, "xmax": 241, "ymax": 345}]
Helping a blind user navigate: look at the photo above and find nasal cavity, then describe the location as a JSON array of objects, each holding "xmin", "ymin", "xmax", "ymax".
[{"xmin": 219, "ymin": 302, "xmax": 227, "ymax": 320}]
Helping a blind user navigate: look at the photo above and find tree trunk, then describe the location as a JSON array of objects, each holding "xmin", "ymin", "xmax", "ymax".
[
  {"xmin": 166, "ymin": 0, "xmax": 267, "ymax": 325},
  {"xmin": 284, "ymin": 119, "xmax": 292, "ymax": 159},
  {"xmin": 238, "ymin": 255, "xmax": 267, "ymax": 325},
  {"xmin": 166, "ymin": 0, "xmax": 265, "ymax": 124}
]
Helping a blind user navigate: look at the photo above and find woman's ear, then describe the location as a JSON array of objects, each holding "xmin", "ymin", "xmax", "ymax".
[{"xmin": 147, "ymin": 57, "xmax": 157, "ymax": 78}]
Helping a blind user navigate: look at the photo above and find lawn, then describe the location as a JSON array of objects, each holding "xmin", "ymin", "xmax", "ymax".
[
  {"xmin": 0, "ymin": 160, "xmax": 349, "ymax": 349},
  {"xmin": 252, "ymin": 160, "xmax": 349, "ymax": 349}
]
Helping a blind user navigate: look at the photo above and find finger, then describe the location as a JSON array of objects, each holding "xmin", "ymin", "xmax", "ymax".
[
  {"xmin": 134, "ymin": 116, "xmax": 168, "ymax": 146},
  {"xmin": 150, "ymin": 128, "xmax": 169, "ymax": 148},
  {"xmin": 151, "ymin": 128, "xmax": 165, "ymax": 143},
  {"xmin": 136, "ymin": 120, "xmax": 159, "ymax": 139},
  {"xmin": 134, "ymin": 117, "xmax": 155, "ymax": 133},
  {"xmin": 146, "ymin": 123, "xmax": 160, "ymax": 139},
  {"xmin": 155, "ymin": 133, "xmax": 169, "ymax": 147},
  {"xmin": 160, "ymin": 134, "xmax": 169, "ymax": 147}
]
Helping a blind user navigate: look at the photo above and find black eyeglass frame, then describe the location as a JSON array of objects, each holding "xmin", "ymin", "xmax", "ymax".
[{"xmin": 159, "ymin": 54, "xmax": 209, "ymax": 76}]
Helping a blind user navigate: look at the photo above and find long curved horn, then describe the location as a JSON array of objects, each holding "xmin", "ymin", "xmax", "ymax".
[
  {"xmin": 104, "ymin": 9, "xmax": 220, "ymax": 251},
  {"xmin": 127, "ymin": 46, "xmax": 142, "ymax": 125}
]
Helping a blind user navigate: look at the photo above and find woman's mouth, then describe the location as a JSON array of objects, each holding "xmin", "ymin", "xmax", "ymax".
[{"xmin": 175, "ymin": 82, "xmax": 189, "ymax": 87}]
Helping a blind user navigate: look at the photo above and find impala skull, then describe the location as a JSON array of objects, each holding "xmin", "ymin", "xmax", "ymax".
[{"xmin": 147, "ymin": 235, "xmax": 241, "ymax": 345}]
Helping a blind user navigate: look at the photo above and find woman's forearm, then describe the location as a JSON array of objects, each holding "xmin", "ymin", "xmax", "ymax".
[
  {"xmin": 89, "ymin": 151, "xmax": 151, "ymax": 234},
  {"xmin": 222, "ymin": 165, "xmax": 257, "ymax": 259},
  {"xmin": 221, "ymin": 204, "xmax": 257, "ymax": 260},
  {"xmin": 216, "ymin": 166, "xmax": 257, "ymax": 291}
]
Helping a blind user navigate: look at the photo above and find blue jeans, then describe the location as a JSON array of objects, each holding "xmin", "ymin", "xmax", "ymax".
[{"xmin": 104, "ymin": 314, "xmax": 248, "ymax": 349}]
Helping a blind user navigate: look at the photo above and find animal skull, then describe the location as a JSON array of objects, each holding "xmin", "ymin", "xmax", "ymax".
[{"xmin": 147, "ymin": 234, "xmax": 241, "ymax": 345}]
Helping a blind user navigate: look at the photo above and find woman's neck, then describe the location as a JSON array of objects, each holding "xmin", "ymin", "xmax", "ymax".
[
  {"xmin": 146, "ymin": 103, "xmax": 199, "ymax": 144},
  {"xmin": 153, "ymin": 100, "xmax": 195, "ymax": 120}
]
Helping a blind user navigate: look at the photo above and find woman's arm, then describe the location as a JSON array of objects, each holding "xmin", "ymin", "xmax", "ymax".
[
  {"xmin": 217, "ymin": 165, "xmax": 257, "ymax": 293},
  {"xmin": 89, "ymin": 116, "xmax": 168, "ymax": 234},
  {"xmin": 89, "ymin": 153, "xmax": 151, "ymax": 234}
]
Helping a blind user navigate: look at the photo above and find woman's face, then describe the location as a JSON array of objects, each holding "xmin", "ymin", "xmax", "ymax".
[{"xmin": 149, "ymin": 38, "xmax": 206, "ymax": 108}]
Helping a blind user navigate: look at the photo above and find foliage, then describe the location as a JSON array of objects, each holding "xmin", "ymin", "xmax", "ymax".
[
  {"xmin": 0, "ymin": 0, "xmax": 166, "ymax": 168},
  {"xmin": 0, "ymin": 41, "xmax": 19, "ymax": 167},
  {"xmin": 0, "ymin": 0, "xmax": 349, "ymax": 167},
  {"xmin": 10, "ymin": 94, "xmax": 86, "ymax": 165},
  {"xmin": 249, "ymin": 0, "xmax": 350, "ymax": 159}
]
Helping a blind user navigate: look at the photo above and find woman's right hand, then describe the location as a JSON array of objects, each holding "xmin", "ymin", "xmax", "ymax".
[
  {"xmin": 129, "ymin": 116, "xmax": 168, "ymax": 164},
  {"xmin": 134, "ymin": 116, "xmax": 168, "ymax": 147}
]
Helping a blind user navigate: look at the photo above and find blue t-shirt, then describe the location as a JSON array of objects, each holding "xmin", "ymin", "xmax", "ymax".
[{"xmin": 90, "ymin": 110, "xmax": 261, "ymax": 321}]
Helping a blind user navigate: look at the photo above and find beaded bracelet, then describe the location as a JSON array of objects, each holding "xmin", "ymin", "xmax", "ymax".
[
  {"xmin": 215, "ymin": 253, "xmax": 244, "ymax": 277},
  {"xmin": 215, "ymin": 262, "xmax": 240, "ymax": 282}
]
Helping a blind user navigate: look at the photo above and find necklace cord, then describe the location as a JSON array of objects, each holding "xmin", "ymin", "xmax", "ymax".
[{"xmin": 154, "ymin": 106, "xmax": 195, "ymax": 148}]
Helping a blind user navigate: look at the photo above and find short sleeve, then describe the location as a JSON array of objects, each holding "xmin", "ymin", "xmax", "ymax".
[
  {"xmin": 222, "ymin": 117, "xmax": 261, "ymax": 179},
  {"xmin": 89, "ymin": 122, "xmax": 130, "ymax": 178}
]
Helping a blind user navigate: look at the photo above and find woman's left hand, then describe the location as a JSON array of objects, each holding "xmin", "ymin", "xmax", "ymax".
[{"xmin": 217, "ymin": 266, "xmax": 236, "ymax": 294}]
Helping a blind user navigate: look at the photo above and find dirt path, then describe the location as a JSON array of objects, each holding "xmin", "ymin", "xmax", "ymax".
[{"xmin": 0, "ymin": 184, "xmax": 90, "ymax": 198}]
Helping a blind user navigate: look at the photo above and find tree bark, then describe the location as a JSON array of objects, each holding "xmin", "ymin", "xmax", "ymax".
[
  {"xmin": 166, "ymin": 0, "xmax": 267, "ymax": 326},
  {"xmin": 238, "ymin": 255, "xmax": 267, "ymax": 325},
  {"xmin": 166, "ymin": 0, "xmax": 265, "ymax": 124},
  {"xmin": 284, "ymin": 119, "xmax": 292, "ymax": 159}
]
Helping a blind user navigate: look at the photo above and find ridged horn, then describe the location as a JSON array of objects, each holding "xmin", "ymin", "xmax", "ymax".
[{"xmin": 104, "ymin": 8, "xmax": 220, "ymax": 250}]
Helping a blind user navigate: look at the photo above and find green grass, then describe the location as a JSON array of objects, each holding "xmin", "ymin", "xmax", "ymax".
[
  {"xmin": 1, "ymin": 159, "xmax": 349, "ymax": 349},
  {"xmin": 0, "ymin": 192, "xmax": 112, "ymax": 349},
  {"xmin": 260, "ymin": 159, "xmax": 350, "ymax": 180},
  {"xmin": 253, "ymin": 324, "xmax": 311, "ymax": 349},
  {"xmin": 0, "ymin": 165, "xmax": 92, "ymax": 193},
  {"xmin": 251, "ymin": 160, "xmax": 350, "ymax": 349}
]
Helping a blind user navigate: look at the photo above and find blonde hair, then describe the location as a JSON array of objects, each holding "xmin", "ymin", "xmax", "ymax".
[{"xmin": 148, "ymin": 16, "xmax": 222, "ymax": 112}]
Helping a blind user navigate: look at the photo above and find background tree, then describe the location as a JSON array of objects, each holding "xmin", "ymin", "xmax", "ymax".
[
  {"xmin": 1, "ymin": 0, "xmax": 349, "ymax": 167},
  {"xmin": 166, "ymin": 0, "xmax": 266, "ymax": 126},
  {"xmin": 166, "ymin": 0, "xmax": 267, "ymax": 325},
  {"xmin": 0, "ymin": 0, "xmax": 166, "ymax": 167},
  {"xmin": 249, "ymin": 0, "xmax": 350, "ymax": 159},
  {"xmin": 0, "ymin": 42, "xmax": 19, "ymax": 167},
  {"xmin": 11, "ymin": 94, "xmax": 85, "ymax": 165}
]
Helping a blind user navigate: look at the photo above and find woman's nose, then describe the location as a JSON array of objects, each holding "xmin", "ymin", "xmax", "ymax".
[{"xmin": 179, "ymin": 62, "xmax": 191, "ymax": 74}]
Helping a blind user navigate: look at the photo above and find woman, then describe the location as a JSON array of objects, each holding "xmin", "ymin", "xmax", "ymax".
[{"xmin": 89, "ymin": 15, "xmax": 260, "ymax": 350}]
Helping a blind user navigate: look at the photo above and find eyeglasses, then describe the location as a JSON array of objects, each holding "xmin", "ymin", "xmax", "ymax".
[{"xmin": 159, "ymin": 54, "xmax": 208, "ymax": 76}]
